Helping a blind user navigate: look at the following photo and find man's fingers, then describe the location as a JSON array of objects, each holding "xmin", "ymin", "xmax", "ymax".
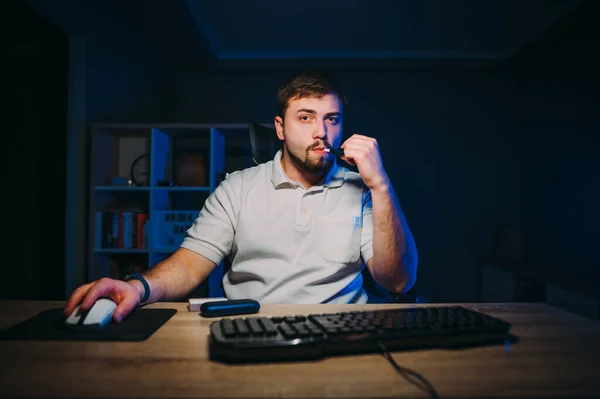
[
  {"xmin": 341, "ymin": 157, "xmax": 357, "ymax": 166},
  {"xmin": 113, "ymin": 294, "xmax": 139, "ymax": 323},
  {"xmin": 340, "ymin": 145, "xmax": 356, "ymax": 165},
  {"xmin": 64, "ymin": 283, "xmax": 93, "ymax": 316},
  {"xmin": 340, "ymin": 140, "xmax": 378, "ymax": 165},
  {"xmin": 342, "ymin": 139, "xmax": 375, "ymax": 152},
  {"xmin": 79, "ymin": 279, "xmax": 114, "ymax": 311},
  {"xmin": 65, "ymin": 279, "xmax": 138, "ymax": 323},
  {"xmin": 340, "ymin": 152, "xmax": 357, "ymax": 166},
  {"xmin": 341, "ymin": 134, "xmax": 374, "ymax": 148}
]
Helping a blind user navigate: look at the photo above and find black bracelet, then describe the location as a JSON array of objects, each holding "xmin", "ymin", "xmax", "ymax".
[{"xmin": 125, "ymin": 273, "xmax": 150, "ymax": 304}]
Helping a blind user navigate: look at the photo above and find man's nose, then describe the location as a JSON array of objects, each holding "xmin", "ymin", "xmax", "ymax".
[{"xmin": 313, "ymin": 120, "xmax": 327, "ymax": 140}]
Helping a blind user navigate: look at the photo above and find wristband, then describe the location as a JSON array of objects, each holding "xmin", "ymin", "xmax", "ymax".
[{"xmin": 124, "ymin": 273, "xmax": 150, "ymax": 304}]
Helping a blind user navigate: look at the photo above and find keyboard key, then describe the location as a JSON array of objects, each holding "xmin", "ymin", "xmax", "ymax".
[
  {"xmin": 247, "ymin": 318, "xmax": 264, "ymax": 335},
  {"xmin": 259, "ymin": 318, "xmax": 278, "ymax": 335},
  {"xmin": 234, "ymin": 319, "xmax": 249, "ymax": 335}
]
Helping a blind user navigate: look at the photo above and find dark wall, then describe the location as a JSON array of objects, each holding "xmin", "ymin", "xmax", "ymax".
[
  {"xmin": 515, "ymin": 0, "xmax": 600, "ymax": 283},
  {"xmin": 85, "ymin": 40, "xmax": 175, "ymax": 124},
  {"xmin": 2, "ymin": 0, "xmax": 67, "ymax": 299}
]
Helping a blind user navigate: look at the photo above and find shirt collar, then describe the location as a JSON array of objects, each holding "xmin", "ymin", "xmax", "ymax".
[{"xmin": 270, "ymin": 149, "xmax": 346, "ymax": 189}]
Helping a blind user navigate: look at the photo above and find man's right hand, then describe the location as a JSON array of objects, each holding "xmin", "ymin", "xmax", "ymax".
[{"xmin": 63, "ymin": 278, "xmax": 144, "ymax": 323}]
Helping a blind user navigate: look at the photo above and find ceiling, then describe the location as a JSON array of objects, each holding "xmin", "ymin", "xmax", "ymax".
[{"xmin": 25, "ymin": 0, "xmax": 585, "ymax": 70}]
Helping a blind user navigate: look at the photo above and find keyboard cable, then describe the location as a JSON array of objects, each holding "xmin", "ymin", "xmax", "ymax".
[{"xmin": 377, "ymin": 341, "xmax": 440, "ymax": 399}]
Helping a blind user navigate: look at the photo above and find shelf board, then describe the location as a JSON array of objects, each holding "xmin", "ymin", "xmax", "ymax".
[
  {"xmin": 151, "ymin": 186, "xmax": 214, "ymax": 192},
  {"xmin": 94, "ymin": 186, "xmax": 151, "ymax": 191},
  {"xmin": 94, "ymin": 248, "xmax": 150, "ymax": 254},
  {"xmin": 91, "ymin": 123, "xmax": 250, "ymax": 129},
  {"xmin": 94, "ymin": 186, "xmax": 213, "ymax": 192}
]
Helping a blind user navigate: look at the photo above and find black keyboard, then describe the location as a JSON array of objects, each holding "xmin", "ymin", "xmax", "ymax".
[{"xmin": 208, "ymin": 306, "xmax": 513, "ymax": 363}]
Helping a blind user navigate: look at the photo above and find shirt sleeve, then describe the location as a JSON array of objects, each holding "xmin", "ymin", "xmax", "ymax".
[{"xmin": 180, "ymin": 173, "xmax": 242, "ymax": 265}]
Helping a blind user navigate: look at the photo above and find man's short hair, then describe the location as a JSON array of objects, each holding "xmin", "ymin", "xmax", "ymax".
[{"xmin": 276, "ymin": 71, "xmax": 347, "ymax": 119}]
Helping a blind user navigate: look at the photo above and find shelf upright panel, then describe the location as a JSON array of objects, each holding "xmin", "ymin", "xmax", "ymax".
[
  {"xmin": 150, "ymin": 128, "xmax": 171, "ymax": 268},
  {"xmin": 208, "ymin": 127, "xmax": 228, "ymax": 298},
  {"xmin": 210, "ymin": 128, "xmax": 225, "ymax": 189}
]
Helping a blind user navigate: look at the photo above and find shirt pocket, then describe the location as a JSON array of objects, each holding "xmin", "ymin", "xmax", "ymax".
[{"xmin": 317, "ymin": 215, "xmax": 362, "ymax": 264}]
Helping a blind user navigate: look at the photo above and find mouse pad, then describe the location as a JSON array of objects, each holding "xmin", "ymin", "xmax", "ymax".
[{"xmin": 0, "ymin": 308, "xmax": 177, "ymax": 341}]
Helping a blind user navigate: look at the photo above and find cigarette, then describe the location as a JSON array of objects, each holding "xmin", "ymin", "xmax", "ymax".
[{"xmin": 324, "ymin": 148, "xmax": 344, "ymax": 156}]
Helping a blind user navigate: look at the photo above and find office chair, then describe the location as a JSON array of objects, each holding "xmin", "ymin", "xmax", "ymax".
[{"xmin": 215, "ymin": 122, "xmax": 424, "ymax": 304}]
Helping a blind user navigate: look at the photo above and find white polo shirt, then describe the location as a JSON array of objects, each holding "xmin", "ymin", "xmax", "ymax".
[{"xmin": 181, "ymin": 150, "xmax": 379, "ymax": 304}]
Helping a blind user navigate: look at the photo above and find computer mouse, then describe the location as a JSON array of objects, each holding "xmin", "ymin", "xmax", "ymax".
[{"xmin": 65, "ymin": 298, "xmax": 117, "ymax": 329}]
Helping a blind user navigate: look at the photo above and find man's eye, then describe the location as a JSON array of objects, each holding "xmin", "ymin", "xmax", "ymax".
[
  {"xmin": 299, "ymin": 115, "xmax": 311, "ymax": 121},
  {"xmin": 328, "ymin": 117, "xmax": 340, "ymax": 124}
]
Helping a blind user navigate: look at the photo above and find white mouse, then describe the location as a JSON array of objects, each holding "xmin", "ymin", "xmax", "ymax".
[{"xmin": 65, "ymin": 298, "xmax": 117, "ymax": 329}]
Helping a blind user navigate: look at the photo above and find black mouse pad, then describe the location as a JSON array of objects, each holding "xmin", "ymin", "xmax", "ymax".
[{"xmin": 0, "ymin": 307, "xmax": 177, "ymax": 341}]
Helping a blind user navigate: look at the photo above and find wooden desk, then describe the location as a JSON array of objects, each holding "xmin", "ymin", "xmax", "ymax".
[{"xmin": 1, "ymin": 301, "xmax": 599, "ymax": 398}]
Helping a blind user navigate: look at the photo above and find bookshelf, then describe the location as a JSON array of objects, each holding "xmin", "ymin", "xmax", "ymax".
[{"xmin": 87, "ymin": 123, "xmax": 259, "ymax": 298}]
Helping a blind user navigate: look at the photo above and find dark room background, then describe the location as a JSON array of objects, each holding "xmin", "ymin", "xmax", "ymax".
[
  {"xmin": 3, "ymin": 0, "xmax": 67, "ymax": 300},
  {"xmin": 4, "ymin": 0, "xmax": 599, "ymax": 311}
]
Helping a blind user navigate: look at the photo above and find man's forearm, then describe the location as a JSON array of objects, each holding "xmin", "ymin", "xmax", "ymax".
[
  {"xmin": 369, "ymin": 183, "xmax": 415, "ymax": 293},
  {"xmin": 128, "ymin": 250, "xmax": 209, "ymax": 304}
]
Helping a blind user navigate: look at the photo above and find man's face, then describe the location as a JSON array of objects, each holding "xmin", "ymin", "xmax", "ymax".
[{"xmin": 275, "ymin": 93, "xmax": 343, "ymax": 174}]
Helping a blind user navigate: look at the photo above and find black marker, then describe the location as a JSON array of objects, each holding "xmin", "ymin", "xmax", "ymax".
[
  {"xmin": 324, "ymin": 148, "xmax": 344, "ymax": 156},
  {"xmin": 200, "ymin": 299, "xmax": 260, "ymax": 317}
]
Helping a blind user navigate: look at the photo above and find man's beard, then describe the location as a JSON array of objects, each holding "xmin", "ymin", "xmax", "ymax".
[{"xmin": 287, "ymin": 143, "xmax": 334, "ymax": 174}]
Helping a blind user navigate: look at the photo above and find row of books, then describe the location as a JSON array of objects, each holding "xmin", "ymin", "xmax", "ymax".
[{"xmin": 96, "ymin": 211, "xmax": 150, "ymax": 249}]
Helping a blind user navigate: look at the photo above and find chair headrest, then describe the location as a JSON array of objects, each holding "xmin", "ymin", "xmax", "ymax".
[{"xmin": 248, "ymin": 122, "xmax": 279, "ymax": 165}]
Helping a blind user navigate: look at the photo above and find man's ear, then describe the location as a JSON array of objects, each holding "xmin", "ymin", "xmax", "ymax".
[{"xmin": 274, "ymin": 116, "xmax": 285, "ymax": 141}]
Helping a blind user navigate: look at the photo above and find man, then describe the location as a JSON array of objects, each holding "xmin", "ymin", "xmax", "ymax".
[{"xmin": 65, "ymin": 72, "xmax": 418, "ymax": 322}]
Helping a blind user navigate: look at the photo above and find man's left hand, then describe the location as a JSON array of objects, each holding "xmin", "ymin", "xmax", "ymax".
[{"xmin": 340, "ymin": 134, "xmax": 390, "ymax": 191}]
